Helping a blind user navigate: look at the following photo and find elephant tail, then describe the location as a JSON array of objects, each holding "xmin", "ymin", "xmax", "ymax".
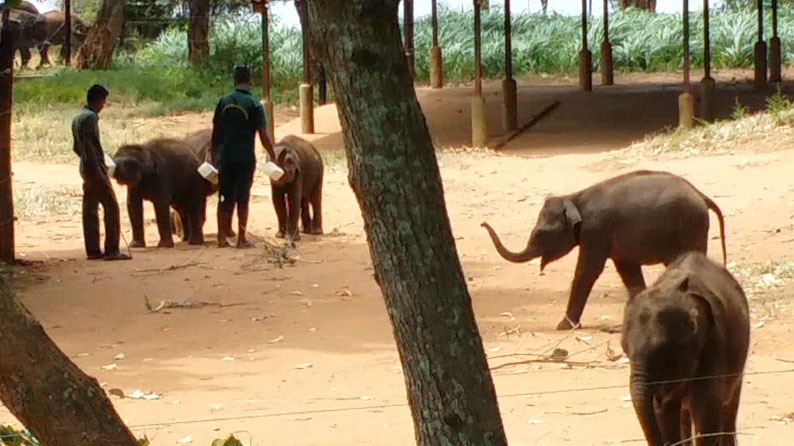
[
  {"xmin": 704, "ymin": 196, "xmax": 727, "ymax": 265},
  {"xmin": 481, "ymin": 221, "xmax": 537, "ymax": 263}
]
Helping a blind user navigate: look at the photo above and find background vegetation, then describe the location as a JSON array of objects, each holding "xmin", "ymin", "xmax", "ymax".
[{"xmin": 12, "ymin": 5, "xmax": 794, "ymax": 114}]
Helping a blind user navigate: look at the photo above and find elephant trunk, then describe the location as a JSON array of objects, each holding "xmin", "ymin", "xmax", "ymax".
[
  {"xmin": 481, "ymin": 222, "xmax": 539, "ymax": 263},
  {"xmin": 629, "ymin": 366, "xmax": 664, "ymax": 445}
]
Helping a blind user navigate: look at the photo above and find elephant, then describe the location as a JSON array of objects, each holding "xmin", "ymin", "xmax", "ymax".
[
  {"xmin": 621, "ymin": 251, "xmax": 749, "ymax": 446},
  {"xmin": 481, "ymin": 170, "xmax": 727, "ymax": 331},
  {"xmin": 166, "ymin": 129, "xmax": 235, "ymax": 240},
  {"xmin": 112, "ymin": 134, "xmax": 215, "ymax": 248},
  {"xmin": 270, "ymin": 135, "xmax": 324, "ymax": 244},
  {"xmin": 36, "ymin": 10, "xmax": 92, "ymax": 68},
  {"xmin": 0, "ymin": 8, "xmax": 47, "ymax": 68}
]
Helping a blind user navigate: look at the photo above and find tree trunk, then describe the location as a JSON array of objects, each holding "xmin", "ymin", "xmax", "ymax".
[
  {"xmin": 0, "ymin": 11, "xmax": 16, "ymax": 264},
  {"xmin": 0, "ymin": 278, "xmax": 139, "ymax": 445},
  {"xmin": 187, "ymin": 0, "xmax": 209, "ymax": 65},
  {"xmin": 305, "ymin": 2, "xmax": 508, "ymax": 445},
  {"xmin": 76, "ymin": 0, "xmax": 124, "ymax": 69},
  {"xmin": 618, "ymin": 0, "xmax": 656, "ymax": 11}
]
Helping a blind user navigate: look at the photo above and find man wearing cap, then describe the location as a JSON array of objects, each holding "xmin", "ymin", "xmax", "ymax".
[
  {"xmin": 71, "ymin": 84, "xmax": 131, "ymax": 261},
  {"xmin": 210, "ymin": 66, "xmax": 277, "ymax": 248}
]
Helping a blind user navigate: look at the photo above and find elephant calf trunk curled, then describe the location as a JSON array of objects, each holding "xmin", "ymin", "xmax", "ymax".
[
  {"xmin": 481, "ymin": 170, "xmax": 727, "ymax": 330},
  {"xmin": 621, "ymin": 251, "xmax": 749, "ymax": 446},
  {"xmin": 113, "ymin": 133, "xmax": 214, "ymax": 248}
]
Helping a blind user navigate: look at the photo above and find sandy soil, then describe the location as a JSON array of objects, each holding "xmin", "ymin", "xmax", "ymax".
[{"xmin": 2, "ymin": 72, "xmax": 794, "ymax": 445}]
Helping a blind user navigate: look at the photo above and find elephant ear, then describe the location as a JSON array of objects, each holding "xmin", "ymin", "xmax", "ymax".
[
  {"xmin": 562, "ymin": 199, "xmax": 582, "ymax": 231},
  {"xmin": 677, "ymin": 275, "xmax": 716, "ymax": 335}
]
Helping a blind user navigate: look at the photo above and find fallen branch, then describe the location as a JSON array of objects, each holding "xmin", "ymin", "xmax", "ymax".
[
  {"xmin": 131, "ymin": 261, "xmax": 204, "ymax": 277},
  {"xmin": 490, "ymin": 100, "xmax": 562, "ymax": 150}
]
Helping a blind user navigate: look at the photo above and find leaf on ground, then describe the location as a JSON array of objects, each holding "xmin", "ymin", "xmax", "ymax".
[
  {"xmin": 335, "ymin": 287, "xmax": 353, "ymax": 297},
  {"xmin": 108, "ymin": 388, "xmax": 125, "ymax": 399},
  {"xmin": 176, "ymin": 435, "xmax": 192, "ymax": 444},
  {"xmin": 114, "ymin": 352, "xmax": 126, "ymax": 360},
  {"xmin": 295, "ymin": 362, "xmax": 313, "ymax": 369},
  {"xmin": 101, "ymin": 363, "xmax": 117, "ymax": 371},
  {"xmin": 269, "ymin": 335, "xmax": 285, "ymax": 344}
]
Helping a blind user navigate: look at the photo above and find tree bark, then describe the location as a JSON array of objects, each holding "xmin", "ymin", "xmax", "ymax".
[
  {"xmin": 187, "ymin": 0, "xmax": 210, "ymax": 65},
  {"xmin": 76, "ymin": 0, "xmax": 124, "ymax": 69},
  {"xmin": 0, "ymin": 278, "xmax": 139, "ymax": 445},
  {"xmin": 618, "ymin": 0, "xmax": 656, "ymax": 10},
  {"xmin": 0, "ymin": 11, "xmax": 15, "ymax": 264},
  {"xmin": 305, "ymin": 2, "xmax": 508, "ymax": 445}
]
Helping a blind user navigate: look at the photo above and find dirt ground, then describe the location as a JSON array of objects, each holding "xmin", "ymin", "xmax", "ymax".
[{"xmin": 2, "ymin": 72, "xmax": 794, "ymax": 445}]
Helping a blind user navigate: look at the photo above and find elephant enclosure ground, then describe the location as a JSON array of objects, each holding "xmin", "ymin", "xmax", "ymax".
[{"xmin": 3, "ymin": 71, "xmax": 794, "ymax": 445}]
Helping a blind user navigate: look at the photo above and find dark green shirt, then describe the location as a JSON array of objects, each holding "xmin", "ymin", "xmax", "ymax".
[
  {"xmin": 71, "ymin": 104, "xmax": 106, "ymax": 180},
  {"xmin": 212, "ymin": 86, "xmax": 266, "ymax": 166}
]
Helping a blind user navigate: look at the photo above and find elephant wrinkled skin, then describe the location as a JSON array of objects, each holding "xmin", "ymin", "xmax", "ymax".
[
  {"xmin": 621, "ymin": 251, "xmax": 749, "ymax": 446},
  {"xmin": 482, "ymin": 170, "xmax": 727, "ymax": 330}
]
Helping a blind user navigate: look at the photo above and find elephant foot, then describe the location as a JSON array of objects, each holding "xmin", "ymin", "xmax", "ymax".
[
  {"xmin": 228, "ymin": 228, "xmax": 236, "ymax": 237},
  {"xmin": 275, "ymin": 230, "xmax": 286, "ymax": 239},
  {"xmin": 157, "ymin": 240, "xmax": 175, "ymax": 248},
  {"xmin": 556, "ymin": 316, "xmax": 582, "ymax": 331},
  {"xmin": 218, "ymin": 238, "xmax": 231, "ymax": 248},
  {"xmin": 188, "ymin": 237, "xmax": 204, "ymax": 246},
  {"xmin": 130, "ymin": 240, "xmax": 146, "ymax": 248},
  {"xmin": 310, "ymin": 227, "xmax": 324, "ymax": 235},
  {"xmin": 236, "ymin": 239, "xmax": 255, "ymax": 249}
]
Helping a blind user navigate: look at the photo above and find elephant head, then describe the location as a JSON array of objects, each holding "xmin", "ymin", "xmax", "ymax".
[
  {"xmin": 481, "ymin": 196, "xmax": 582, "ymax": 270},
  {"xmin": 273, "ymin": 144, "xmax": 300, "ymax": 184},
  {"xmin": 112, "ymin": 144, "xmax": 156, "ymax": 187},
  {"xmin": 621, "ymin": 274, "xmax": 713, "ymax": 443}
]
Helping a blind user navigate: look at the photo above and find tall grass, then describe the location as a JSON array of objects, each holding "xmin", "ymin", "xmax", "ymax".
[{"xmin": 12, "ymin": 6, "xmax": 794, "ymax": 114}]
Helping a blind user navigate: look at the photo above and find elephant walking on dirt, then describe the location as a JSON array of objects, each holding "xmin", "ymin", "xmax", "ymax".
[
  {"xmin": 621, "ymin": 251, "xmax": 749, "ymax": 446},
  {"xmin": 36, "ymin": 10, "xmax": 92, "ymax": 68},
  {"xmin": 481, "ymin": 170, "xmax": 727, "ymax": 330}
]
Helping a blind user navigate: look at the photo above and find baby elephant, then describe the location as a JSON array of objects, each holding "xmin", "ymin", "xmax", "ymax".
[
  {"xmin": 270, "ymin": 135, "xmax": 324, "ymax": 244},
  {"xmin": 481, "ymin": 170, "xmax": 726, "ymax": 330},
  {"xmin": 113, "ymin": 135, "xmax": 214, "ymax": 247},
  {"xmin": 622, "ymin": 251, "xmax": 749, "ymax": 446}
]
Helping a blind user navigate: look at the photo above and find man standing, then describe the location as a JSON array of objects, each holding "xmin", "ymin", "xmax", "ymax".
[
  {"xmin": 211, "ymin": 66, "xmax": 276, "ymax": 248},
  {"xmin": 72, "ymin": 84, "xmax": 130, "ymax": 261}
]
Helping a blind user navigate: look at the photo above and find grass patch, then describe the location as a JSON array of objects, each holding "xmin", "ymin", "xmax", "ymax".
[{"xmin": 13, "ymin": 185, "xmax": 81, "ymax": 219}]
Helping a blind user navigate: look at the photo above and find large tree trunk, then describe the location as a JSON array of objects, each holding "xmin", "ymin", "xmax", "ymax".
[
  {"xmin": 76, "ymin": 0, "xmax": 124, "ymax": 69},
  {"xmin": 305, "ymin": 2, "xmax": 508, "ymax": 445},
  {"xmin": 618, "ymin": 0, "xmax": 656, "ymax": 11},
  {"xmin": 187, "ymin": 0, "xmax": 209, "ymax": 65},
  {"xmin": 0, "ymin": 278, "xmax": 139, "ymax": 445}
]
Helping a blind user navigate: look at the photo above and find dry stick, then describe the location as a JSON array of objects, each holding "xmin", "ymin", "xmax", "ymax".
[{"xmin": 491, "ymin": 100, "xmax": 561, "ymax": 150}]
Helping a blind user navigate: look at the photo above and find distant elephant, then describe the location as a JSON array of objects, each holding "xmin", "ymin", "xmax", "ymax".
[
  {"xmin": 36, "ymin": 10, "xmax": 92, "ymax": 68},
  {"xmin": 0, "ymin": 8, "xmax": 47, "ymax": 68},
  {"xmin": 481, "ymin": 170, "xmax": 727, "ymax": 330},
  {"xmin": 167, "ymin": 129, "xmax": 235, "ymax": 240},
  {"xmin": 112, "ymin": 135, "xmax": 215, "ymax": 248},
  {"xmin": 270, "ymin": 135, "xmax": 324, "ymax": 244},
  {"xmin": 621, "ymin": 251, "xmax": 749, "ymax": 446}
]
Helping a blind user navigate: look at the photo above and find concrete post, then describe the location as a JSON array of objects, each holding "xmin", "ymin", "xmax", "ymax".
[
  {"xmin": 300, "ymin": 83, "xmax": 314, "ymax": 134},
  {"xmin": 472, "ymin": 96, "xmax": 488, "ymax": 148}
]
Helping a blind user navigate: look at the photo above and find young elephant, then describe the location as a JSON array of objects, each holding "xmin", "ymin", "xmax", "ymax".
[
  {"xmin": 113, "ymin": 136, "xmax": 214, "ymax": 247},
  {"xmin": 270, "ymin": 135, "xmax": 324, "ymax": 244},
  {"xmin": 481, "ymin": 170, "xmax": 727, "ymax": 330},
  {"xmin": 621, "ymin": 251, "xmax": 749, "ymax": 446}
]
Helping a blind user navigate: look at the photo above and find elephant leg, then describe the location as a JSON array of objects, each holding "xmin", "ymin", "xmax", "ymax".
[
  {"xmin": 614, "ymin": 261, "xmax": 647, "ymax": 298},
  {"xmin": 154, "ymin": 200, "xmax": 175, "ymax": 248},
  {"xmin": 689, "ymin": 382, "xmax": 726, "ymax": 446},
  {"xmin": 310, "ymin": 182, "xmax": 323, "ymax": 235},
  {"xmin": 679, "ymin": 404, "xmax": 693, "ymax": 446},
  {"xmin": 653, "ymin": 391, "xmax": 684, "ymax": 445},
  {"xmin": 557, "ymin": 249, "xmax": 607, "ymax": 330},
  {"xmin": 20, "ymin": 47, "xmax": 31, "ymax": 68},
  {"xmin": 720, "ymin": 379, "xmax": 743, "ymax": 446},
  {"xmin": 37, "ymin": 43, "xmax": 49, "ymax": 68},
  {"xmin": 127, "ymin": 191, "xmax": 145, "ymax": 247},
  {"xmin": 272, "ymin": 185, "xmax": 288, "ymax": 238},
  {"xmin": 300, "ymin": 198, "xmax": 311, "ymax": 234},
  {"xmin": 286, "ymin": 182, "xmax": 303, "ymax": 243},
  {"xmin": 187, "ymin": 210, "xmax": 204, "ymax": 245},
  {"xmin": 177, "ymin": 209, "xmax": 189, "ymax": 241}
]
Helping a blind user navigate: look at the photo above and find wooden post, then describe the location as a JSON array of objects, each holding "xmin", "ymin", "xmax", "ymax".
[
  {"xmin": 0, "ymin": 11, "xmax": 16, "ymax": 263},
  {"xmin": 754, "ymin": 0, "xmax": 767, "ymax": 89},
  {"xmin": 679, "ymin": 0, "xmax": 694, "ymax": 129},
  {"xmin": 296, "ymin": 0, "xmax": 314, "ymax": 134},
  {"xmin": 700, "ymin": 0, "xmax": 714, "ymax": 121},
  {"xmin": 579, "ymin": 0, "xmax": 592, "ymax": 91},
  {"xmin": 430, "ymin": 0, "xmax": 443, "ymax": 88},
  {"xmin": 770, "ymin": 0, "xmax": 781, "ymax": 82},
  {"xmin": 65, "ymin": 0, "xmax": 72, "ymax": 64},
  {"xmin": 404, "ymin": 0, "xmax": 415, "ymax": 79},
  {"xmin": 260, "ymin": 4, "xmax": 274, "ymax": 144},
  {"xmin": 502, "ymin": 0, "xmax": 517, "ymax": 132},
  {"xmin": 601, "ymin": 0, "xmax": 613, "ymax": 85},
  {"xmin": 472, "ymin": 0, "xmax": 487, "ymax": 147}
]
